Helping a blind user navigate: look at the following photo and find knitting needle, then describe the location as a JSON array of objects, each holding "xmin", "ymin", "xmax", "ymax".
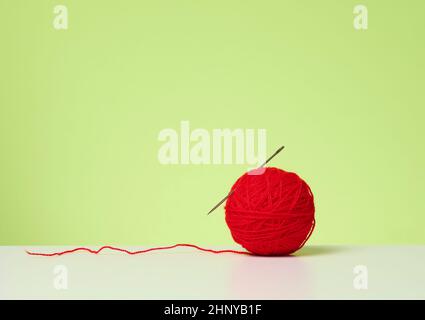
[{"xmin": 207, "ymin": 145, "xmax": 285, "ymax": 215}]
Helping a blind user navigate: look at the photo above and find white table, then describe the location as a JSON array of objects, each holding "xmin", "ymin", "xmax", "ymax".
[{"xmin": 1, "ymin": 245, "xmax": 424, "ymax": 299}]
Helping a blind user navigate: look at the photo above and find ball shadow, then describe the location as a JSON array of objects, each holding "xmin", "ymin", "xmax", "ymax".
[{"xmin": 294, "ymin": 245, "xmax": 349, "ymax": 257}]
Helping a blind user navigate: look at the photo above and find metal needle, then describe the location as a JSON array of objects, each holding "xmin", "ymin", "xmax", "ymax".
[{"xmin": 207, "ymin": 145, "xmax": 285, "ymax": 215}]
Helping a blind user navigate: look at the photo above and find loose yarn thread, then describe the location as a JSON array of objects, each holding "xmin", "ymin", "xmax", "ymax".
[{"xmin": 26, "ymin": 244, "xmax": 251, "ymax": 257}]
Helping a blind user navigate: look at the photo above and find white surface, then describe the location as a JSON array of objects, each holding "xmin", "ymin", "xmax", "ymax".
[{"xmin": 1, "ymin": 245, "xmax": 424, "ymax": 299}]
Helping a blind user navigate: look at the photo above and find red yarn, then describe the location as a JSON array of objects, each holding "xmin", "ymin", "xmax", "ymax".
[
  {"xmin": 225, "ymin": 167, "xmax": 315, "ymax": 256},
  {"xmin": 26, "ymin": 167, "xmax": 314, "ymax": 258},
  {"xmin": 25, "ymin": 244, "xmax": 251, "ymax": 257}
]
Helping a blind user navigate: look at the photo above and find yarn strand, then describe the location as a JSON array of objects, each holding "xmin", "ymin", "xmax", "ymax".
[{"xmin": 25, "ymin": 244, "xmax": 251, "ymax": 257}]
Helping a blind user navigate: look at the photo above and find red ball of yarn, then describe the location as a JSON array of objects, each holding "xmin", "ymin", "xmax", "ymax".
[{"xmin": 225, "ymin": 167, "xmax": 315, "ymax": 256}]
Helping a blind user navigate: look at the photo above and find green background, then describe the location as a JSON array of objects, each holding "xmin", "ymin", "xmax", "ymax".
[{"xmin": 1, "ymin": 0, "xmax": 424, "ymax": 245}]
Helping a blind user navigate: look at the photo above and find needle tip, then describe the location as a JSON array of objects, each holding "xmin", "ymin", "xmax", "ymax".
[{"xmin": 206, "ymin": 146, "xmax": 284, "ymax": 215}]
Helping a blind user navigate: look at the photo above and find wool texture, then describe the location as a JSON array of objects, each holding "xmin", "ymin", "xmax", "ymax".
[{"xmin": 225, "ymin": 167, "xmax": 315, "ymax": 255}]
